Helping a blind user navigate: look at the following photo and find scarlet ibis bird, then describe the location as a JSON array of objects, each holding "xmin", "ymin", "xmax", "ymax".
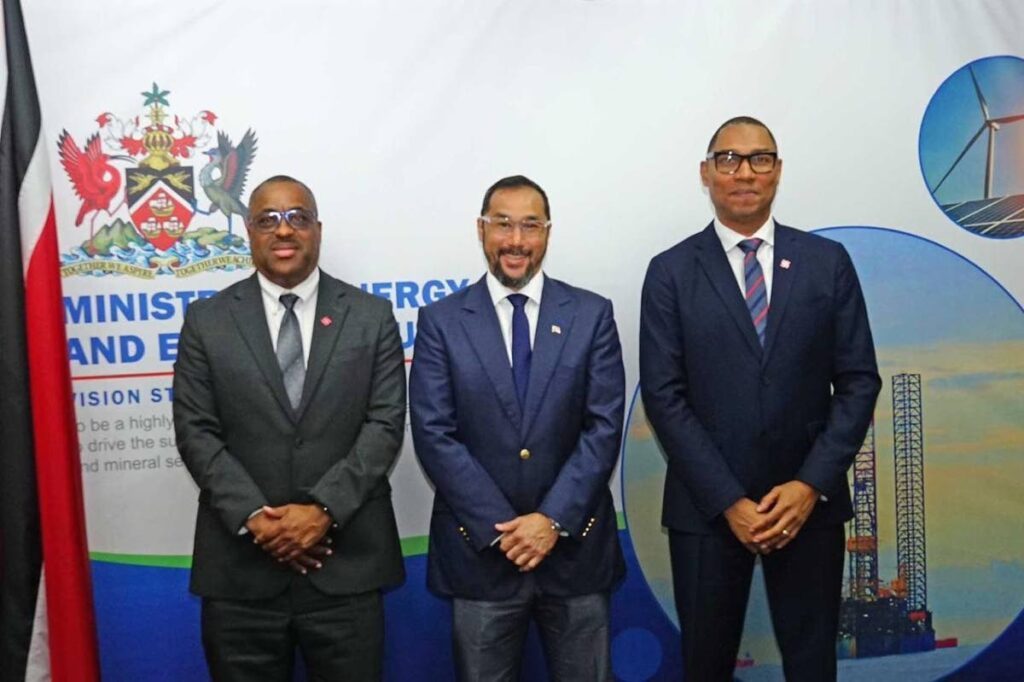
[
  {"xmin": 57, "ymin": 130, "xmax": 130, "ymax": 238},
  {"xmin": 198, "ymin": 129, "xmax": 257, "ymax": 234}
]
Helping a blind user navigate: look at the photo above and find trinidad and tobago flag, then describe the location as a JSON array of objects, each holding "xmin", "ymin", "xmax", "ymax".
[{"xmin": 0, "ymin": 1, "xmax": 100, "ymax": 679}]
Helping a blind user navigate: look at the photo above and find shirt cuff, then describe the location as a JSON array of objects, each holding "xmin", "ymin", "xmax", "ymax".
[{"xmin": 238, "ymin": 508, "xmax": 263, "ymax": 535}]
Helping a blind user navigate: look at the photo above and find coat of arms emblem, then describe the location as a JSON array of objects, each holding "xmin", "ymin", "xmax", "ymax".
[{"xmin": 58, "ymin": 83, "xmax": 257, "ymax": 278}]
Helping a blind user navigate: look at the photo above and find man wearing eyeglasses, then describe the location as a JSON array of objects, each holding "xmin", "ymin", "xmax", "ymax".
[
  {"xmin": 639, "ymin": 117, "xmax": 880, "ymax": 681},
  {"xmin": 174, "ymin": 175, "xmax": 406, "ymax": 681},
  {"xmin": 409, "ymin": 175, "xmax": 625, "ymax": 680}
]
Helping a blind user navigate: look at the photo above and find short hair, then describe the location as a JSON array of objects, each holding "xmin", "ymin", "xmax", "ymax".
[
  {"xmin": 480, "ymin": 175, "xmax": 551, "ymax": 220},
  {"xmin": 247, "ymin": 175, "xmax": 319, "ymax": 217},
  {"xmin": 706, "ymin": 116, "xmax": 778, "ymax": 153}
]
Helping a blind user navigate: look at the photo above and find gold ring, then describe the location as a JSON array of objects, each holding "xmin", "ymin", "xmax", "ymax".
[{"xmin": 781, "ymin": 529, "xmax": 790, "ymax": 537}]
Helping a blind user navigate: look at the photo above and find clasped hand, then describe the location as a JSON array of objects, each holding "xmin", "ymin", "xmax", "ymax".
[
  {"xmin": 495, "ymin": 512, "xmax": 558, "ymax": 573},
  {"xmin": 723, "ymin": 480, "xmax": 818, "ymax": 555},
  {"xmin": 246, "ymin": 503, "xmax": 333, "ymax": 574}
]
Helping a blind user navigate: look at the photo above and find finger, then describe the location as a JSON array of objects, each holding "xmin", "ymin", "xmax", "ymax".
[
  {"xmin": 750, "ymin": 507, "xmax": 787, "ymax": 535},
  {"xmin": 752, "ymin": 518, "xmax": 790, "ymax": 544},
  {"xmin": 261, "ymin": 505, "xmax": 287, "ymax": 519},
  {"xmin": 514, "ymin": 551, "xmax": 534, "ymax": 567},
  {"xmin": 755, "ymin": 514, "xmax": 798, "ymax": 544},
  {"xmin": 494, "ymin": 520, "xmax": 517, "ymax": 532},
  {"xmin": 263, "ymin": 535, "xmax": 289, "ymax": 553},
  {"xmin": 279, "ymin": 545, "xmax": 308, "ymax": 562},
  {"xmin": 288, "ymin": 560, "xmax": 309, "ymax": 575},
  {"xmin": 267, "ymin": 537, "xmax": 301, "ymax": 557},
  {"xmin": 290, "ymin": 554, "xmax": 322, "ymax": 571},
  {"xmin": 776, "ymin": 520, "xmax": 804, "ymax": 549},
  {"xmin": 305, "ymin": 545, "xmax": 333, "ymax": 559},
  {"xmin": 499, "ymin": 533, "xmax": 522, "ymax": 552},
  {"xmin": 756, "ymin": 489, "xmax": 780, "ymax": 513}
]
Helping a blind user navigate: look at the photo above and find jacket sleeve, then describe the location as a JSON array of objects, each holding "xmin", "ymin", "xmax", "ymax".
[
  {"xmin": 173, "ymin": 302, "xmax": 268, "ymax": 534},
  {"xmin": 639, "ymin": 255, "xmax": 747, "ymax": 520},
  {"xmin": 409, "ymin": 306, "xmax": 518, "ymax": 551},
  {"xmin": 537, "ymin": 299, "xmax": 624, "ymax": 535},
  {"xmin": 308, "ymin": 308, "xmax": 407, "ymax": 530},
  {"xmin": 796, "ymin": 245, "xmax": 881, "ymax": 494}
]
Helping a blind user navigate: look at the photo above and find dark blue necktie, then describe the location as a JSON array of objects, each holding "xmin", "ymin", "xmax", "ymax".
[
  {"xmin": 508, "ymin": 294, "xmax": 531, "ymax": 408},
  {"xmin": 737, "ymin": 238, "xmax": 769, "ymax": 346}
]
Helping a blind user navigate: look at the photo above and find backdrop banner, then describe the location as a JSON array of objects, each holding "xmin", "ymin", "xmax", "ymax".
[{"xmin": 26, "ymin": 1, "xmax": 1023, "ymax": 680}]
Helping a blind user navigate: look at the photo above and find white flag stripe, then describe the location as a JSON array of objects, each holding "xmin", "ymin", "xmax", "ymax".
[
  {"xmin": 18, "ymin": 136, "xmax": 51, "ymax": 277},
  {"xmin": 25, "ymin": 566, "xmax": 50, "ymax": 682}
]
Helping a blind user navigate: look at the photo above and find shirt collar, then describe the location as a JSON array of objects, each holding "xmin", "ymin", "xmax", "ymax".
[
  {"xmin": 257, "ymin": 267, "xmax": 320, "ymax": 306},
  {"xmin": 485, "ymin": 269, "xmax": 545, "ymax": 308},
  {"xmin": 713, "ymin": 216, "xmax": 776, "ymax": 252}
]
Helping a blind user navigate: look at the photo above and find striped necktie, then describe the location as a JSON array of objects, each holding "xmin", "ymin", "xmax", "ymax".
[{"xmin": 737, "ymin": 238, "xmax": 768, "ymax": 346}]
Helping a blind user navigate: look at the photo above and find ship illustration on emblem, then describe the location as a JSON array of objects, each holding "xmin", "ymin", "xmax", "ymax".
[{"xmin": 57, "ymin": 83, "xmax": 257, "ymax": 278}]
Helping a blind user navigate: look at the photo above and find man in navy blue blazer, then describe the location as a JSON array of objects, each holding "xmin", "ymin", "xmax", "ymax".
[
  {"xmin": 410, "ymin": 175, "xmax": 625, "ymax": 681},
  {"xmin": 640, "ymin": 117, "xmax": 881, "ymax": 681}
]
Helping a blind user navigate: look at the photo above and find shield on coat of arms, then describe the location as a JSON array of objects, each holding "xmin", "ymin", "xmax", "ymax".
[{"xmin": 126, "ymin": 166, "xmax": 196, "ymax": 251}]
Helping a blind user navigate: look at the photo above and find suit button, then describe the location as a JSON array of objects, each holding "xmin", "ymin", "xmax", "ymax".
[
  {"xmin": 519, "ymin": 448, "xmax": 531, "ymax": 460},
  {"xmin": 294, "ymin": 437, "xmax": 304, "ymax": 447},
  {"xmin": 761, "ymin": 376, "xmax": 770, "ymax": 386}
]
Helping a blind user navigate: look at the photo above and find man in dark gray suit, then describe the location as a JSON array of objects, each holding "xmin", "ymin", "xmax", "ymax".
[{"xmin": 173, "ymin": 175, "xmax": 406, "ymax": 681}]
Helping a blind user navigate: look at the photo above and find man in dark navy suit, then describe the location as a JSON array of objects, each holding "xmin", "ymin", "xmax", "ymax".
[
  {"xmin": 640, "ymin": 117, "xmax": 881, "ymax": 681},
  {"xmin": 410, "ymin": 175, "xmax": 625, "ymax": 681}
]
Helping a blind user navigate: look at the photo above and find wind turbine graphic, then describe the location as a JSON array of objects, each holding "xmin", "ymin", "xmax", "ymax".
[{"xmin": 931, "ymin": 65, "xmax": 1024, "ymax": 200}]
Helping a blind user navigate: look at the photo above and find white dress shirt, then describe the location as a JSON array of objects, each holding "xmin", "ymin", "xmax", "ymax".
[
  {"xmin": 485, "ymin": 269, "xmax": 544, "ymax": 364},
  {"xmin": 713, "ymin": 217, "xmax": 775, "ymax": 304},
  {"xmin": 257, "ymin": 268, "xmax": 320, "ymax": 368}
]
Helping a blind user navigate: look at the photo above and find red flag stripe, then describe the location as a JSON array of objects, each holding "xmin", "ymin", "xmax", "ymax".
[{"xmin": 25, "ymin": 198, "xmax": 100, "ymax": 681}]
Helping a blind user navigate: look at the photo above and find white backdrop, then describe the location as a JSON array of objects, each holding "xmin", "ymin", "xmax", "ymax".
[{"xmin": 23, "ymin": 1, "xmax": 1024, "ymax": 679}]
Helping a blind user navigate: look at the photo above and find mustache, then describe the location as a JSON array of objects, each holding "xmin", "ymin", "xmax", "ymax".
[{"xmin": 499, "ymin": 246, "xmax": 531, "ymax": 257}]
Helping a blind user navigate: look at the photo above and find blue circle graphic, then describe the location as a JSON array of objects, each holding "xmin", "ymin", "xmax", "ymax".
[
  {"xmin": 919, "ymin": 55, "xmax": 1024, "ymax": 239},
  {"xmin": 611, "ymin": 627, "xmax": 664, "ymax": 682},
  {"xmin": 622, "ymin": 227, "xmax": 1024, "ymax": 680}
]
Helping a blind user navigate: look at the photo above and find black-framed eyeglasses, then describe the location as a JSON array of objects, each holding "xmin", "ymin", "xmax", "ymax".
[
  {"xmin": 706, "ymin": 150, "xmax": 778, "ymax": 175},
  {"xmin": 248, "ymin": 208, "xmax": 318, "ymax": 233},
  {"xmin": 479, "ymin": 215, "xmax": 551, "ymax": 237}
]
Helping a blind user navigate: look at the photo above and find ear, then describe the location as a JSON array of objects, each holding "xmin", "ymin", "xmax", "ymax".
[
  {"xmin": 477, "ymin": 218, "xmax": 485, "ymax": 242},
  {"xmin": 699, "ymin": 160, "xmax": 710, "ymax": 188}
]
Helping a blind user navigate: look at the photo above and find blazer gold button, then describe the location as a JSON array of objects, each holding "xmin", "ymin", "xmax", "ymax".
[{"xmin": 519, "ymin": 448, "xmax": 531, "ymax": 460}]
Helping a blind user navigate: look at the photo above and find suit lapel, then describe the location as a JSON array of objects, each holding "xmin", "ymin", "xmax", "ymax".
[
  {"xmin": 695, "ymin": 224, "xmax": 763, "ymax": 359},
  {"xmin": 460, "ymin": 277, "xmax": 523, "ymax": 429},
  {"xmin": 229, "ymin": 275, "xmax": 297, "ymax": 421},
  {"xmin": 762, "ymin": 223, "xmax": 801, "ymax": 366},
  {"xmin": 521, "ymin": 278, "xmax": 574, "ymax": 438},
  {"xmin": 297, "ymin": 273, "xmax": 351, "ymax": 419}
]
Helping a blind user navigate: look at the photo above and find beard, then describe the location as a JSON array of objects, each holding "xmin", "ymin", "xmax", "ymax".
[{"xmin": 488, "ymin": 245, "xmax": 541, "ymax": 290}]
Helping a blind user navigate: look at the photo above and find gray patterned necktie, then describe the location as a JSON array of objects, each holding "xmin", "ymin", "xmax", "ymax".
[{"xmin": 277, "ymin": 293, "xmax": 304, "ymax": 410}]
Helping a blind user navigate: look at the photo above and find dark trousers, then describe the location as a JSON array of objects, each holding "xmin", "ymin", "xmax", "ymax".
[
  {"xmin": 669, "ymin": 525, "xmax": 845, "ymax": 682},
  {"xmin": 452, "ymin": 573, "xmax": 612, "ymax": 682},
  {"xmin": 201, "ymin": 576, "xmax": 383, "ymax": 682}
]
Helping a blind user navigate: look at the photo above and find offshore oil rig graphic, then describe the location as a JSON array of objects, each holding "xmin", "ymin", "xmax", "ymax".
[{"xmin": 837, "ymin": 373, "xmax": 956, "ymax": 659}]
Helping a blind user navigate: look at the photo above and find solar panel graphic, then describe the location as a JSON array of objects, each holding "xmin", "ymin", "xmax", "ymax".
[{"xmin": 941, "ymin": 194, "xmax": 1024, "ymax": 238}]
